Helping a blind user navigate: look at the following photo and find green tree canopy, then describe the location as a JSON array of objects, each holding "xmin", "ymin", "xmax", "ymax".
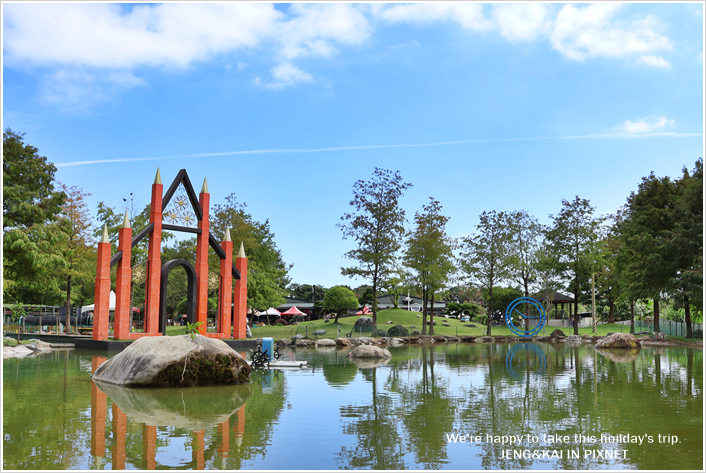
[
  {"xmin": 323, "ymin": 285, "xmax": 360, "ymax": 323},
  {"xmin": 338, "ymin": 168, "xmax": 412, "ymax": 332}
]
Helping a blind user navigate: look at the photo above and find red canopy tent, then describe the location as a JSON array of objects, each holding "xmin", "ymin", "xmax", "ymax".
[
  {"xmin": 355, "ymin": 305, "xmax": 372, "ymax": 315},
  {"xmin": 281, "ymin": 305, "xmax": 306, "ymax": 316}
]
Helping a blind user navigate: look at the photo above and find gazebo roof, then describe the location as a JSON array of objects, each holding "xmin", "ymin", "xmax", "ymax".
[
  {"xmin": 533, "ymin": 291, "xmax": 575, "ymax": 303},
  {"xmin": 281, "ymin": 305, "xmax": 306, "ymax": 316}
]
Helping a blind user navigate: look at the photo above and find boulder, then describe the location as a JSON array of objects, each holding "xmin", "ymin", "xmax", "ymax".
[
  {"xmin": 411, "ymin": 329, "xmax": 421, "ymax": 336},
  {"xmin": 291, "ymin": 334, "xmax": 305, "ymax": 340},
  {"xmin": 316, "ymin": 338, "xmax": 336, "ymax": 347},
  {"xmin": 386, "ymin": 325, "xmax": 409, "ymax": 337},
  {"xmin": 479, "ymin": 336, "xmax": 495, "ymax": 343},
  {"xmin": 311, "ymin": 329, "xmax": 327, "ymax": 336},
  {"xmin": 3, "ymin": 345, "xmax": 34, "ymax": 359},
  {"xmin": 535, "ymin": 336, "xmax": 548, "ymax": 342},
  {"xmin": 566, "ymin": 335, "xmax": 582, "ymax": 343},
  {"xmin": 442, "ymin": 323, "xmax": 451, "ymax": 326},
  {"xmin": 347, "ymin": 345, "xmax": 392, "ymax": 359},
  {"xmin": 416, "ymin": 314, "xmax": 422, "ymax": 318},
  {"xmin": 431, "ymin": 335, "xmax": 447, "ymax": 342},
  {"xmin": 295, "ymin": 339, "xmax": 315, "ymax": 347},
  {"xmin": 550, "ymin": 329, "xmax": 566, "ymax": 337},
  {"xmin": 407, "ymin": 337, "xmax": 419, "ymax": 343},
  {"xmin": 459, "ymin": 336, "xmax": 476, "ymax": 343},
  {"xmin": 386, "ymin": 320, "xmax": 394, "ymax": 324},
  {"xmin": 276, "ymin": 339, "xmax": 292, "ymax": 346},
  {"xmin": 354, "ymin": 317, "xmax": 374, "ymax": 327},
  {"xmin": 335, "ymin": 338, "xmax": 352, "ymax": 347},
  {"xmin": 594, "ymin": 333, "xmax": 641, "ymax": 349},
  {"xmin": 446, "ymin": 336, "xmax": 460, "ymax": 342},
  {"xmin": 91, "ymin": 335, "xmax": 250, "ymax": 387},
  {"xmin": 493, "ymin": 336, "xmax": 507, "ymax": 342},
  {"xmin": 25, "ymin": 340, "xmax": 53, "ymax": 352},
  {"xmin": 418, "ymin": 335, "xmax": 434, "ymax": 344},
  {"xmin": 389, "ymin": 338, "xmax": 406, "ymax": 346}
]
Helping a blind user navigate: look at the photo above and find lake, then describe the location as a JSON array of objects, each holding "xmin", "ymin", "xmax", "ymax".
[{"xmin": 2, "ymin": 342, "xmax": 703, "ymax": 470}]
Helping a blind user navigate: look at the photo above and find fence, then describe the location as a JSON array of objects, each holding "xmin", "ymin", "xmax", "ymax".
[{"xmin": 628, "ymin": 320, "xmax": 703, "ymax": 338}]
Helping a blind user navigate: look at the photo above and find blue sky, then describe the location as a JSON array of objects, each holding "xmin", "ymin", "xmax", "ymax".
[{"xmin": 3, "ymin": 2, "xmax": 704, "ymax": 290}]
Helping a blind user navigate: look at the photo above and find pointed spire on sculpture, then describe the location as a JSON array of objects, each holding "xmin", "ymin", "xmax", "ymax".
[
  {"xmin": 224, "ymin": 227, "xmax": 231, "ymax": 242},
  {"xmin": 154, "ymin": 168, "xmax": 162, "ymax": 185},
  {"xmin": 122, "ymin": 210, "xmax": 130, "ymax": 229},
  {"xmin": 201, "ymin": 177, "xmax": 209, "ymax": 194},
  {"xmin": 238, "ymin": 242, "xmax": 246, "ymax": 258},
  {"xmin": 101, "ymin": 225, "xmax": 109, "ymax": 243}
]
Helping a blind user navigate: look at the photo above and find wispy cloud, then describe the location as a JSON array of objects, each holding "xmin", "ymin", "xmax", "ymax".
[
  {"xmin": 615, "ymin": 116, "xmax": 676, "ymax": 134},
  {"xmin": 56, "ymin": 130, "xmax": 702, "ymax": 167},
  {"xmin": 638, "ymin": 55, "xmax": 672, "ymax": 68}
]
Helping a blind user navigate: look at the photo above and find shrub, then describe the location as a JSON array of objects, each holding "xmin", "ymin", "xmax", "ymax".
[
  {"xmin": 411, "ymin": 329, "xmax": 421, "ymax": 336},
  {"xmin": 274, "ymin": 318, "xmax": 288, "ymax": 326}
]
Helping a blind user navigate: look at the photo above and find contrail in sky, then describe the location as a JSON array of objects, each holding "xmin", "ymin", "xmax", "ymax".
[{"xmin": 55, "ymin": 131, "xmax": 703, "ymax": 167}]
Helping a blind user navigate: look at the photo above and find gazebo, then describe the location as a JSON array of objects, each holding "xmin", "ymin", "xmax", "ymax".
[{"xmin": 533, "ymin": 292, "xmax": 575, "ymax": 320}]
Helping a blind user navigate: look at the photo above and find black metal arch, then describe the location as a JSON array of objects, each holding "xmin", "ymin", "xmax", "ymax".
[{"xmin": 159, "ymin": 259, "xmax": 197, "ymax": 335}]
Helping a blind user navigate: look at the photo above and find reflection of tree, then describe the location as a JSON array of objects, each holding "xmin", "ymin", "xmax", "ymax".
[{"xmin": 336, "ymin": 366, "xmax": 407, "ymax": 469}]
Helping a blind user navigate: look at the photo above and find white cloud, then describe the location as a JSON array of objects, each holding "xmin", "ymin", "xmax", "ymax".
[
  {"xmin": 376, "ymin": 3, "xmax": 492, "ymax": 31},
  {"xmin": 259, "ymin": 63, "xmax": 314, "ymax": 89},
  {"xmin": 277, "ymin": 4, "xmax": 371, "ymax": 60},
  {"xmin": 3, "ymin": 3, "xmax": 282, "ymax": 69},
  {"xmin": 639, "ymin": 55, "xmax": 672, "ymax": 68},
  {"xmin": 617, "ymin": 116, "xmax": 676, "ymax": 134},
  {"xmin": 491, "ymin": 3, "xmax": 551, "ymax": 42},
  {"xmin": 551, "ymin": 4, "xmax": 671, "ymax": 61}
]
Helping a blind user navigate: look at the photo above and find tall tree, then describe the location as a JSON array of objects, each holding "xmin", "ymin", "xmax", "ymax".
[
  {"xmin": 460, "ymin": 210, "xmax": 512, "ymax": 336},
  {"xmin": 210, "ymin": 194, "xmax": 291, "ymax": 315},
  {"xmin": 3, "ymin": 129, "xmax": 67, "ymax": 303},
  {"xmin": 544, "ymin": 196, "xmax": 605, "ymax": 335},
  {"xmin": 56, "ymin": 184, "xmax": 96, "ymax": 331},
  {"xmin": 404, "ymin": 198, "xmax": 455, "ymax": 335},
  {"xmin": 506, "ymin": 210, "xmax": 542, "ymax": 297},
  {"xmin": 667, "ymin": 158, "xmax": 703, "ymax": 337},
  {"xmin": 338, "ymin": 168, "xmax": 412, "ymax": 335},
  {"xmin": 618, "ymin": 174, "xmax": 678, "ymax": 333}
]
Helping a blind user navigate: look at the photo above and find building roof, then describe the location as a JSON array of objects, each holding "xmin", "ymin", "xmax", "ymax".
[{"xmin": 532, "ymin": 291, "xmax": 575, "ymax": 303}]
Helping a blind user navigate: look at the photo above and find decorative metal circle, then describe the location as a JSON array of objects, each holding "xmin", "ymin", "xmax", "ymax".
[
  {"xmin": 131, "ymin": 264, "xmax": 146, "ymax": 284},
  {"xmin": 411, "ymin": 303, "xmax": 421, "ymax": 312},
  {"xmin": 504, "ymin": 297, "xmax": 546, "ymax": 337},
  {"xmin": 163, "ymin": 184, "xmax": 198, "ymax": 227},
  {"xmin": 505, "ymin": 342, "xmax": 547, "ymax": 379},
  {"xmin": 208, "ymin": 272, "xmax": 220, "ymax": 290}
]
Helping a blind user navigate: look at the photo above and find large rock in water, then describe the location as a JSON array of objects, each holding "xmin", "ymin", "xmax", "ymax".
[
  {"xmin": 595, "ymin": 333, "xmax": 641, "ymax": 349},
  {"xmin": 347, "ymin": 345, "xmax": 392, "ymax": 359},
  {"xmin": 92, "ymin": 335, "xmax": 250, "ymax": 386}
]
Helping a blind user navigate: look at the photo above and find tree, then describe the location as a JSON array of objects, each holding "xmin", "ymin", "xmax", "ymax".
[
  {"xmin": 3, "ymin": 129, "xmax": 65, "ymax": 230},
  {"xmin": 544, "ymin": 196, "xmax": 605, "ymax": 335},
  {"xmin": 56, "ymin": 184, "xmax": 96, "ymax": 332},
  {"xmin": 403, "ymin": 198, "xmax": 455, "ymax": 334},
  {"xmin": 666, "ymin": 158, "xmax": 703, "ymax": 337},
  {"xmin": 381, "ymin": 267, "xmax": 408, "ymax": 308},
  {"xmin": 460, "ymin": 210, "xmax": 512, "ymax": 336},
  {"xmin": 323, "ymin": 285, "xmax": 360, "ymax": 323},
  {"xmin": 618, "ymin": 174, "xmax": 678, "ymax": 334},
  {"xmin": 210, "ymin": 194, "xmax": 290, "ymax": 315},
  {"xmin": 506, "ymin": 210, "xmax": 542, "ymax": 297},
  {"xmin": 3, "ymin": 129, "xmax": 67, "ymax": 303},
  {"xmin": 338, "ymin": 168, "xmax": 412, "ymax": 334},
  {"xmin": 288, "ymin": 283, "xmax": 326, "ymax": 301}
]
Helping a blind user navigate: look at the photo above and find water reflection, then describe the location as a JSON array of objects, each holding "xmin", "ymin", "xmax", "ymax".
[{"xmin": 2, "ymin": 344, "xmax": 702, "ymax": 470}]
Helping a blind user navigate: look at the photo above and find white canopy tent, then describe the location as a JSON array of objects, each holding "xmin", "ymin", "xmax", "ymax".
[{"xmin": 80, "ymin": 291, "xmax": 116, "ymax": 314}]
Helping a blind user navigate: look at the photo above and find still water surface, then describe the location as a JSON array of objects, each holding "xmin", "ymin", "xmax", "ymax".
[{"xmin": 3, "ymin": 342, "xmax": 703, "ymax": 470}]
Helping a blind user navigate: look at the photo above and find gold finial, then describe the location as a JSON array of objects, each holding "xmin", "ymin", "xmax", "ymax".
[
  {"xmin": 224, "ymin": 228, "xmax": 231, "ymax": 242},
  {"xmin": 101, "ymin": 225, "xmax": 109, "ymax": 243},
  {"xmin": 154, "ymin": 167, "xmax": 162, "ymax": 185},
  {"xmin": 237, "ymin": 242, "xmax": 246, "ymax": 258},
  {"xmin": 201, "ymin": 177, "xmax": 209, "ymax": 194},
  {"xmin": 122, "ymin": 210, "xmax": 130, "ymax": 229}
]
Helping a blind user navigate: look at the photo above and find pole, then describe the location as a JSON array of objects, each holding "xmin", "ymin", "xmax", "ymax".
[{"xmin": 591, "ymin": 273, "xmax": 596, "ymax": 333}]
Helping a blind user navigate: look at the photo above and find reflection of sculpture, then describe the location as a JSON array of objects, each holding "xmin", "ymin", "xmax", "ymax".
[
  {"xmin": 93, "ymin": 381, "xmax": 250, "ymax": 430},
  {"xmin": 595, "ymin": 347, "xmax": 641, "ymax": 363},
  {"xmin": 505, "ymin": 342, "xmax": 547, "ymax": 378}
]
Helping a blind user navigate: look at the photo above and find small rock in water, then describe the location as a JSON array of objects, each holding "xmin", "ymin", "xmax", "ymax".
[{"xmin": 312, "ymin": 329, "xmax": 327, "ymax": 335}]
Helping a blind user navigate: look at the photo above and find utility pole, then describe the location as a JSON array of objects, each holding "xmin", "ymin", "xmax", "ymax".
[{"xmin": 592, "ymin": 273, "xmax": 597, "ymax": 333}]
